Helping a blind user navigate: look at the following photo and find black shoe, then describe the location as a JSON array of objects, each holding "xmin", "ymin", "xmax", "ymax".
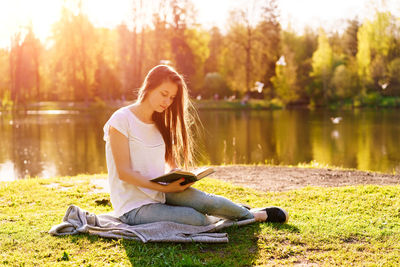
[{"xmin": 252, "ymin": 206, "xmax": 289, "ymax": 223}]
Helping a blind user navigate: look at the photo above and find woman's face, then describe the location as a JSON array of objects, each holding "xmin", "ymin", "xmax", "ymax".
[{"xmin": 146, "ymin": 81, "xmax": 178, "ymax": 113}]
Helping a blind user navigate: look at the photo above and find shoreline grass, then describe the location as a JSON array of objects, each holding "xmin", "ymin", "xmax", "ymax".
[
  {"xmin": 1, "ymin": 174, "xmax": 400, "ymax": 266},
  {"xmin": 2, "ymin": 96, "xmax": 400, "ymax": 113}
]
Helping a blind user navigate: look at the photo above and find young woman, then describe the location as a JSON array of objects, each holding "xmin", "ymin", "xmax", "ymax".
[{"xmin": 103, "ymin": 65, "xmax": 288, "ymax": 226}]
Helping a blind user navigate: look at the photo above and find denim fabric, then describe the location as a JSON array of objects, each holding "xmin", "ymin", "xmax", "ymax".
[{"xmin": 119, "ymin": 187, "xmax": 254, "ymax": 226}]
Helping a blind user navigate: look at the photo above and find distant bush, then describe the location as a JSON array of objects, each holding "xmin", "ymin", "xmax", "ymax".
[
  {"xmin": 378, "ymin": 97, "xmax": 399, "ymax": 108},
  {"xmin": 201, "ymin": 72, "xmax": 231, "ymax": 99},
  {"xmin": 0, "ymin": 91, "xmax": 13, "ymax": 110},
  {"xmin": 269, "ymin": 98, "xmax": 284, "ymax": 109},
  {"xmin": 362, "ymin": 92, "xmax": 382, "ymax": 107}
]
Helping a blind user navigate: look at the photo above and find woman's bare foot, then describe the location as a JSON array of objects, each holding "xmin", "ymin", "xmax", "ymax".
[{"xmin": 252, "ymin": 211, "xmax": 267, "ymax": 222}]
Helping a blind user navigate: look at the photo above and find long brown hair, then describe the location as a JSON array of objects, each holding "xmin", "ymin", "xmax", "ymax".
[{"xmin": 137, "ymin": 65, "xmax": 200, "ymax": 168}]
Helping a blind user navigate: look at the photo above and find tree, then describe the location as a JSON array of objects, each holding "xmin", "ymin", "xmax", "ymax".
[
  {"xmin": 49, "ymin": 4, "xmax": 97, "ymax": 102},
  {"xmin": 356, "ymin": 11, "xmax": 397, "ymax": 94},
  {"xmin": 386, "ymin": 58, "xmax": 400, "ymax": 96},
  {"xmin": 0, "ymin": 49, "xmax": 10, "ymax": 107},
  {"xmin": 23, "ymin": 25, "xmax": 42, "ymax": 101},
  {"xmin": 169, "ymin": 0, "xmax": 196, "ymax": 80},
  {"xmin": 224, "ymin": 0, "xmax": 280, "ymax": 95},
  {"xmin": 93, "ymin": 54, "xmax": 121, "ymax": 101},
  {"xmin": 185, "ymin": 27, "xmax": 210, "ymax": 94},
  {"xmin": 310, "ymin": 29, "xmax": 334, "ymax": 102},
  {"xmin": 93, "ymin": 27, "xmax": 121, "ymax": 101},
  {"xmin": 117, "ymin": 23, "xmax": 134, "ymax": 99},
  {"xmin": 9, "ymin": 26, "xmax": 42, "ymax": 106},
  {"xmin": 342, "ymin": 18, "xmax": 360, "ymax": 58},
  {"xmin": 255, "ymin": 0, "xmax": 281, "ymax": 97},
  {"xmin": 271, "ymin": 54, "xmax": 299, "ymax": 104},
  {"xmin": 150, "ymin": 0, "xmax": 172, "ymax": 65},
  {"xmin": 204, "ymin": 27, "xmax": 224, "ymax": 74},
  {"xmin": 331, "ymin": 64, "xmax": 357, "ymax": 99},
  {"xmin": 290, "ymin": 27, "xmax": 317, "ymax": 102},
  {"xmin": 229, "ymin": 8, "xmax": 256, "ymax": 93},
  {"xmin": 9, "ymin": 32, "xmax": 24, "ymax": 105},
  {"xmin": 130, "ymin": 0, "xmax": 153, "ymax": 88},
  {"xmin": 202, "ymin": 72, "xmax": 230, "ymax": 98}
]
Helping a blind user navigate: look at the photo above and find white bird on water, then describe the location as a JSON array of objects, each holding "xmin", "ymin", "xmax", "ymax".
[{"xmin": 330, "ymin": 117, "xmax": 342, "ymax": 124}]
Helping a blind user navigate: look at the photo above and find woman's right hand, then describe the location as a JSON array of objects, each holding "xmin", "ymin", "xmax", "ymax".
[{"xmin": 160, "ymin": 178, "xmax": 194, "ymax": 193}]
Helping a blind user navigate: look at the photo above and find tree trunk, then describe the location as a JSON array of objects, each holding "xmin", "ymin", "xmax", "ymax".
[
  {"xmin": 132, "ymin": 28, "xmax": 138, "ymax": 88},
  {"xmin": 245, "ymin": 26, "xmax": 252, "ymax": 94}
]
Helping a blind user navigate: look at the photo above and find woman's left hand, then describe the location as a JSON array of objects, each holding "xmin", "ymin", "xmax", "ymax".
[{"xmin": 159, "ymin": 178, "xmax": 194, "ymax": 193}]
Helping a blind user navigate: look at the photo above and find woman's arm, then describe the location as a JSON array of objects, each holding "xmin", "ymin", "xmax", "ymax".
[{"xmin": 109, "ymin": 126, "xmax": 192, "ymax": 193}]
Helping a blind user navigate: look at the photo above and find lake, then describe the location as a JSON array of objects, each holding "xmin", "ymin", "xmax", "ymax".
[{"xmin": 0, "ymin": 108, "xmax": 399, "ymax": 181}]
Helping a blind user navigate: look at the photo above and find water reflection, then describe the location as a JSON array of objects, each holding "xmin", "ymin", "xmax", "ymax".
[
  {"xmin": 198, "ymin": 110, "xmax": 315, "ymax": 165},
  {"xmin": 0, "ymin": 111, "xmax": 112, "ymax": 180},
  {"xmin": 0, "ymin": 109, "xmax": 399, "ymax": 181}
]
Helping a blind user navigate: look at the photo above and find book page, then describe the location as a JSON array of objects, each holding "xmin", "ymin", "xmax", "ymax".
[{"xmin": 192, "ymin": 167, "xmax": 214, "ymax": 178}]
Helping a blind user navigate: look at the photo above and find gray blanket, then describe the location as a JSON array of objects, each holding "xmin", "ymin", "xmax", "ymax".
[{"xmin": 49, "ymin": 205, "xmax": 256, "ymax": 243}]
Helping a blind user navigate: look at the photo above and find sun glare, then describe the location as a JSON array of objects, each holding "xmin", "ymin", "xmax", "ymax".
[
  {"xmin": 0, "ymin": 0, "xmax": 62, "ymax": 47},
  {"xmin": 0, "ymin": 0, "xmax": 399, "ymax": 48},
  {"xmin": 0, "ymin": 0, "xmax": 132, "ymax": 48}
]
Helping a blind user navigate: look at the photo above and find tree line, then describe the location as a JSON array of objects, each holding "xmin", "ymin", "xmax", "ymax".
[{"xmin": 1, "ymin": 0, "xmax": 400, "ymax": 108}]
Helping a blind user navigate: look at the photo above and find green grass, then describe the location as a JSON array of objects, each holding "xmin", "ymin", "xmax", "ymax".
[{"xmin": 1, "ymin": 174, "xmax": 400, "ymax": 266}]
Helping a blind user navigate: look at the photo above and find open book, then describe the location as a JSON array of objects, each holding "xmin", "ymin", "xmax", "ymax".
[{"xmin": 150, "ymin": 167, "xmax": 215, "ymax": 185}]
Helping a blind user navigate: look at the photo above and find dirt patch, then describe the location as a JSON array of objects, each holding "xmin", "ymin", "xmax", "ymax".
[
  {"xmin": 209, "ymin": 165, "xmax": 400, "ymax": 192},
  {"xmin": 91, "ymin": 166, "xmax": 399, "ymax": 194}
]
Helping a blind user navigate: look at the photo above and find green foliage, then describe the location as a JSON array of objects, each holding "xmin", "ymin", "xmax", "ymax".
[
  {"xmin": 356, "ymin": 11, "xmax": 397, "ymax": 94},
  {"xmin": 0, "ymin": 90, "xmax": 14, "ymax": 110},
  {"xmin": 386, "ymin": 58, "xmax": 400, "ymax": 95},
  {"xmin": 356, "ymin": 22, "xmax": 372, "ymax": 91},
  {"xmin": 193, "ymin": 99, "xmax": 282, "ymax": 110},
  {"xmin": 331, "ymin": 64, "xmax": 358, "ymax": 99},
  {"xmin": 269, "ymin": 98, "xmax": 284, "ymax": 109},
  {"xmin": 378, "ymin": 96, "xmax": 398, "ymax": 108},
  {"xmin": 342, "ymin": 19, "xmax": 360, "ymax": 57},
  {"xmin": 223, "ymin": 1, "xmax": 280, "ymax": 94},
  {"xmin": 49, "ymin": 7, "xmax": 97, "ymax": 102},
  {"xmin": 362, "ymin": 92, "xmax": 383, "ymax": 106},
  {"xmin": 0, "ymin": 49, "xmax": 10, "ymax": 102},
  {"xmin": 270, "ymin": 31, "xmax": 300, "ymax": 104},
  {"xmin": 310, "ymin": 29, "xmax": 334, "ymax": 103},
  {"xmin": 271, "ymin": 63, "xmax": 298, "ymax": 104},
  {"xmin": 185, "ymin": 27, "xmax": 211, "ymax": 93},
  {"xmin": 2, "ymin": 5, "xmax": 400, "ymax": 108},
  {"xmin": 201, "ymin": 72, "xmax": 231, "ymax": 98}
]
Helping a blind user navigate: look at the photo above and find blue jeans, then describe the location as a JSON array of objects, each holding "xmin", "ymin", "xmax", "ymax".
[{"xmin": 119, "ymin": 187, "xmax": 254, "ymax": 226}]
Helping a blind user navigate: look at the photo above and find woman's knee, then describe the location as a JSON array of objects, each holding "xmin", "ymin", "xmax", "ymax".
[{"xmin": 198, "ymin": 193, "xmax": 225, "ymax": 213}]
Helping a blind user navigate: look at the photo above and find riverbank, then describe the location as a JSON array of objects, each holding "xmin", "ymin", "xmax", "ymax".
[
  {"xmin": 1, "ymin": 165, "xmax": 399, "ymax": 265},
  {"xmin": 0, "ymin": 99, "xmax": 281, "ymax": 111},
  {"xmin": 1, "ymin": 95, "xmax": 400, "ymax": 112}
]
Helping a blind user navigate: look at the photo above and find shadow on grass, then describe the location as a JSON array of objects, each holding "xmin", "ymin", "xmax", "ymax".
[
  {"xmin": 120, "ymin": 222, "xmax": 265, "ymax": 266},
  {"xmin": 53, "ymin": 221, "xmax": 298, "ymax": 266},
  {"xmin": 267, "ymin": 222, "xmax": 300, "ymax": 233}
]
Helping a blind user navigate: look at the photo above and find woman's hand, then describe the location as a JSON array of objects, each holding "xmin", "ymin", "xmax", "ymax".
[{"xmin": 159, "ymin": 178, "xmax": 194, "ymax": 193}]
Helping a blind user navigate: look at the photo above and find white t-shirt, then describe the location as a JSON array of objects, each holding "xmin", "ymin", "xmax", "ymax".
[{"xmin": 103, "ymin": 105, "xmax": 166, "ymax": 217}]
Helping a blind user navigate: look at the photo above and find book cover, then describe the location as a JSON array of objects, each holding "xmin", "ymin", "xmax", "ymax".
[{"xmin": 150, "ymin": 167, "xmax": 215, "ymax": 185}]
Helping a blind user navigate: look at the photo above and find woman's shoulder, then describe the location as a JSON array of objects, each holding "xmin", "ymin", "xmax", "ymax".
[
  {"xmin": 103, "ymin": 106, "xmax": 132, "ymax": 140},
  {"xmin": 110, "ymin": 106, "xmax": 130, "ymax": 119},
  {"xmin": 104, "ymin": 107, "xmax": 131, "ymax": 129}
]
